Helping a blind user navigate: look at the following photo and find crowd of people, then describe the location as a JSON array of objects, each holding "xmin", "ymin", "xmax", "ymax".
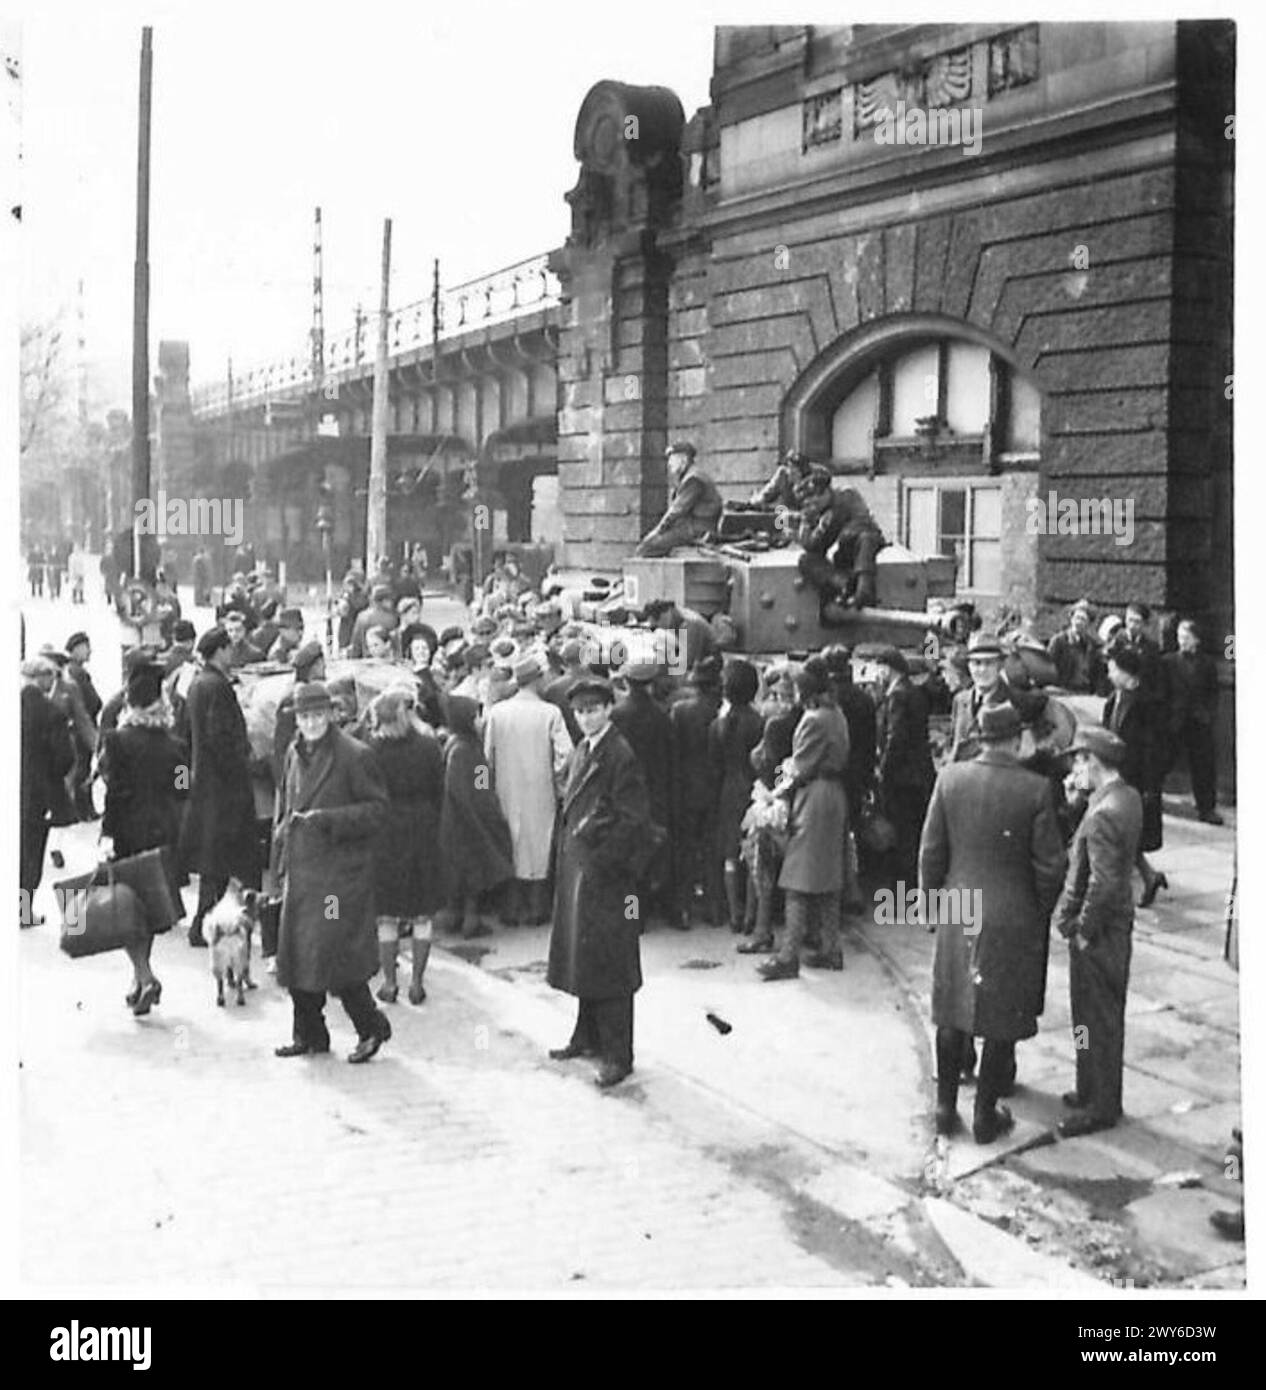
[{"xmin": 18, "ymin": 554, "xmax": 1230, "ymax": 1129}]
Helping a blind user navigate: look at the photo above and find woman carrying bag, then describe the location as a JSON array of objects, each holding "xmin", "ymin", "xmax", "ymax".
[{"xmin": 97, "ymin": 662, "xmax": 189, "ymax": 1015}]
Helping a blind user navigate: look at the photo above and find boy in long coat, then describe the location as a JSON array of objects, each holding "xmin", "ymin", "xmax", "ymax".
[
  {"xmin": 273, "ymin": 682, "xmax": 391, "ymax": 1063},
  {"xmin": 179, "ymin": 628, "xmax": 259, "ymax": 946},
  {"xmin": 920, "ymin": 703, "xmax": 1067, "ymax": 1142},
  {"xmin": 1052, "ymin": 726, "xmax": 1143, "ymax": 1136},
  {"xmin": 547, "ymin": 678, "xmax": 653, "ymax": 1088}
]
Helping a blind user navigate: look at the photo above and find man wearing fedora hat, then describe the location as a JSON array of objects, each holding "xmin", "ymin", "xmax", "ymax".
[
  {"xmin": 1052, "ymin": 726, "xmax": 1143, "ymax": 1137},
  {"xmin": 483, "ymin": 651, "xmax": 572, "ymax": 925},
  {"xmin": 272, "ymin": 681, "xmax": 392, "ymax": 1063},
  {"xmin": 949, "ymin": 630, "xmax": 1014, "ymax": 762},
  {"xmin": 547, "ymin": 677, "xmax": 654, "ymax": 1087},
  {"xmin": 180, "ymin": 627, "xmax": 260, "ymax": 946},
  {"xmin": 921, "ymin": 702, "xmax": 1067, "ymax": 1142},
  {"xmin": 635, "ymin": 441, "xmax": 722, "ymax": 558}
]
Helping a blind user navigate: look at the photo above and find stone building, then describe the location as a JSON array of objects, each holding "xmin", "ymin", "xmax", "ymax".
[{"xmin": 552, "ymin": 21, "xmax": 1234, "ymax": 636}]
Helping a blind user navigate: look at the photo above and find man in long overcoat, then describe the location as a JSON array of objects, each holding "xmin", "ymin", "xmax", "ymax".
[
  {"xmin": 873, "ymin": 647, "xmax": 935, "ymax": 890},
  {"xmin": 547, "ymin": 678, "xmax": 653, "ymax": 1088},
  {"xmin": 1052, "ymin": 726, "xmax": 1143, "ymax": 1137},
  {"xmin": 484, "ymin": 654, "xmax": 572, "ymax": 925},
  {"xmin": 273, "ymin": 682, "xmax": 391, "ymax": 1062},
  {"xmin": 920, "ymin": 703, "xmax": 1067, "ymax": 1142},
  {"xmin": 20, "ymin": 658, "xmax": 75, "ymax": 923},
  {"xmin": 611, "ymin": 663, "xmax": 676, "ymax": 922},
  {"xmin": 179, "ymin": 628, "xmax": 259, "ymax": 946}
]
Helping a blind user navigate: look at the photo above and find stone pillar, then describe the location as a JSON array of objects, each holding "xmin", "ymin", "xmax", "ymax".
[{"xmin": 553, "ymin": 82, "xmax": 684, "ymax": 573}]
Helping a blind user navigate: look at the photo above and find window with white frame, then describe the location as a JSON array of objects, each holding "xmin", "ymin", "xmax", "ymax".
[{"xmin": 904, "ymin": 481, "xmax": 1002, "ymax": 597}]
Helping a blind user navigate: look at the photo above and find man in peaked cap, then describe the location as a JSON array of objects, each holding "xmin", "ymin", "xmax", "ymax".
[
  {"xmin": 1052, "ymin": 726, "xmax": 1143, "ymax": 1138},
  {"xmin": 635, "ymin": 440, "xmax": 723, "ymax": 558},
  {"xmin": 920, "ymin": 701, "xmax": 1067, "ymax": 1144},
  {"xmin": 547, "ymin": 676, "xmax": 653, "ymax": 1087},
  {"xmin": 482, "ymin": 646, "xmax": 572, "ymax": 925}
]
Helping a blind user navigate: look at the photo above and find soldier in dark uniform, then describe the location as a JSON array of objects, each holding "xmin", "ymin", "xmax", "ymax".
[
  {"xmin": 749, "ymin": 449, "xmax": 813, "ymax": 510},
  {"xmin": 635, "ymin": 442, "xmax": 722, "ymax": 558},
  {"xmin": 1163, "ymin": 618, "xmax": 1223, "ymax": 824},
  {"xmin": 1053, "ymin": 726, "xmax": 1143, "ymax": 1137},
  {"xmin": 795, "ymin": 471, "xmax": 887, "ymax": 623}
]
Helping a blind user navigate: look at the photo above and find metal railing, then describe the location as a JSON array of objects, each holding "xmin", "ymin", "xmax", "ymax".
[{"xmin": 191, "ymin": 251, "xmax": 560, "ymax": 417}]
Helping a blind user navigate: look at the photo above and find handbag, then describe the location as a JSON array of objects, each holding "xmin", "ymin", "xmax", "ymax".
[
  {"xmin": 857, "ymin": 794, "xmax": 897, "ymax": 854},
  {"xmin": 55, "ymin": 862, "xmax": 148, "ymax": 959}
]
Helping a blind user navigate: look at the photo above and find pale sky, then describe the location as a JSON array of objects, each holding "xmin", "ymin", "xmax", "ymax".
[{"xmin": 15, "ymin": 0, "xmax": 716, "ymax": 411}]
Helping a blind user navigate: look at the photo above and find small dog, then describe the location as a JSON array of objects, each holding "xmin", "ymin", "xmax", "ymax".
[{"xmin": 207, "ymin": 879, "xmax": 259, "ymax": 1007}]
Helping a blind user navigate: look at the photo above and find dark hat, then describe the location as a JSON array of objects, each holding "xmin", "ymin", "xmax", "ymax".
[
  {"xmin": 400, "ymin": 622, "xmax": 438, "ymax": 659},
  {"xmin": 1108, "ymin": 645, "xmax": 1143, "ymax": 677},
  {"xmin": 443, "ymin": 693, "xmax": 480, "ymax": 735},
  {"xmin": 278, "ymin": 607, "xmax": 303, "ymax": 629},
  {"xmin": 438, "ymin": 626, "xmax": 464, "ymax": 648},
  {"xmin": 464, "ymin": 643, "xmax": 491, "ymax": 669},
  {"xmin": 870, "ymin": 645, "xmax": 909, "ymax": 676},
  {"xmin": 125, "ymin": 662, "xmax": 164, "ymax": 709},
  {"xmin": 621, "ymin": 661, "xmax": 661, "ymax": 684},
  {"xmin": 197, "ymin": 626, "xmax": 232, "ymax": 659},
  {"xmin": 172, "ymin": 619, "xmax": 197, "ymax": 643},
  {"xmin": 1071, "ymin": 725, "xmax": 1128, "ymax": 766},
  {"xmin": 568, "ymin": 676, "xmax": 615, "ymax": 707},
  {"xmin": 821, "ymin": 643, "xmax": 853, "ymax": 672},
  {"xmin": 293, "ymin": 681, "xmax": 333, "ymax": 714},
  {"xmin": 979, "ymin": 704, "xmax": 1022, "ymax": 742},
  {"xmin": 665, "ymin": 441, "xmax": 696, "ymax": 459},
  {"xmin": 291, "ymin": 641, "xmax": 325, "ymax": 680},
  {"xmin": 966, "ymin": 630, "xmax": 1005, "ymax": 659},
  {"xmin": 65, "ymin": 631, "xmax": 90, "ymax": 654},
  {"xmin": 122, "ymin": 647, "xmax": 153, "ymax": 675}
]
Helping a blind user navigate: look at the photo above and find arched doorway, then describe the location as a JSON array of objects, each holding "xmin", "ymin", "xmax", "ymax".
[{"xmin": 782, "ymin": 314, "xmax": 1043, "ymax": 615}]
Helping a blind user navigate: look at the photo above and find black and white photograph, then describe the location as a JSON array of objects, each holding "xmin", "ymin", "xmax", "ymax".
[{"xmin": 3, "ymin": 0, "xmax": 1256, "ymax": 1320}]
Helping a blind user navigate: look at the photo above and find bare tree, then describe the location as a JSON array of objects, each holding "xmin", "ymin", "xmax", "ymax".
[{"xmin": 20, "ymin": 318, "xmax": 65, "ymax": 455}]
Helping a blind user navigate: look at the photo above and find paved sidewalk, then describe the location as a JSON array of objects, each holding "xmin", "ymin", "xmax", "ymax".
[{"xmin": 856, "ymin": 806, "xmax": 1243, "ymax": 1288}]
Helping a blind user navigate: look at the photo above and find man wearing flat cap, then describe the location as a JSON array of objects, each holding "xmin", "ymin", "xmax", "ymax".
[
  {"xmin": 1052, "ymin": 726, "xmax": 1143, "ymax": 1137},
  {"xmin": 547, "ymin": 677, "xmax": 654, "ymax": 1087},
  {"xmin": 180, "ymin": 627, "xmax": 259, "ymax": 946},
  {"xmin": 921, "ymin": 702, "xmax": 1067, "ymax": 1143},
  {"xmin": 482, "ymin": 651, "xmax": 572, "ymax": 925},
  {"xmin": 635, "ymin": 441, "xmax": 722, "ymax": 558},
  {"xmin": 272, "ymin": 682, "xmax": 392, "ymax": 1063}
]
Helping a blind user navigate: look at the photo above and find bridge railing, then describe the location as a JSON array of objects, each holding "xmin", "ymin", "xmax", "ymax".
[{"xmin": 191, "ymin": 252, "xmax": 560, "ymax": 417}]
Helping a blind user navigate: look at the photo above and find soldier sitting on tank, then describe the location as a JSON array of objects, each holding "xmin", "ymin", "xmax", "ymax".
[
  {"xmin": 635, "ymin": 442, "xmax": 722, "ymax": 558},
  {"xmin": 795, "ymin": 470, "xmax": 888, "ymax": 625},
  {"xmin": 748, "ymin": 449, "xmax": 814, "ymax": 511}
]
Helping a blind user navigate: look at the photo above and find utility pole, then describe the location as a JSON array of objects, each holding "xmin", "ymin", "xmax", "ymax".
[
  {"xmin": 366, "ymin": 217, "xmax": 392, "ymax": 568},
  {"xmin": 130, "ymin": 26, "xmax": 152, "ymax": 580}
]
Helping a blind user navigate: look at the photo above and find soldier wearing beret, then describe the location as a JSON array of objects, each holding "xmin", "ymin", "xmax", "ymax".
[
  {"xmin": 635, "ymin": 442, "xmax": 723, "ymax": 558},
  {"xmin": 1052, "ymin": 726, "xmax": 1143, "ymax": 1136}
]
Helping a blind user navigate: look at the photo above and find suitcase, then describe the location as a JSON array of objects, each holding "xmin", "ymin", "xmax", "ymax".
[{"xmin": 55, "ymin": 865, "xmax": 147, "ymax": 959}]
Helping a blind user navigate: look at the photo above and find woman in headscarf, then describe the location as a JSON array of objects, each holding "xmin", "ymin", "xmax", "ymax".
[
  {"xmin": 98, "ymin": 662, "xmax": 189, "ymax": 1015},
  {"xmin": 438, "ymin": 695, "xmax": 515, "ymax": 939},
  {"xmin": 364, "ymin": 690, "xmax": 445, "ymax": 1004}
]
